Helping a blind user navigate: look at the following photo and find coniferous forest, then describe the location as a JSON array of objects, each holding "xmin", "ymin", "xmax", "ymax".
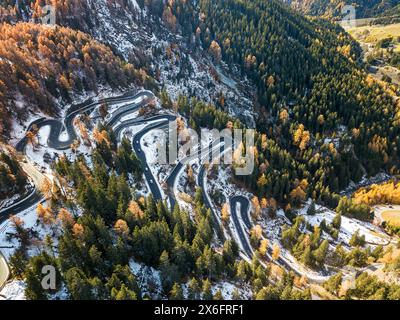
[{"xmin": 0, "ymin": 0, "xmax": 400, "ymax": 303}]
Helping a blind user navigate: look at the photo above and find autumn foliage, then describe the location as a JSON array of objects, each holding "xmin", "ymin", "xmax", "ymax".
[
  {"xmin": 353, "ymin": 181, "xmax": 400, "ymax": 206},
  {"xmin": 0, "ymin": 22, "xmax": 145, "ymax": 137}
]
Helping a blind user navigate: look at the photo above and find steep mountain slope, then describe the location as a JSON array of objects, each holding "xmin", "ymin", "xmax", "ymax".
[
  {"xmin": 1, "ymin": 0, "xmax": 399, "ymax": 198},
  {"xmin": 0, "ymin": 21, "xmax": 150, "ymax": 138},
  {"xmin": 200, "ymin": 0, "xmax": 399, "ymax": 189},
  {"xmin": 2, "ymin": 0, "xmax": 400, "ymax": 302},
  {"xmin": 0, "ymin": 0, "xmax": 257, "ymax": 128}
]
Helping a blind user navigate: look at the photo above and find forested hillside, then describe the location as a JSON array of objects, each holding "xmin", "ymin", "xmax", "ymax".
[
  {"xmin": 0, "ymin": 22, "xmax": 148, "ymax": 138},
  {"xmin": 195, "ymin": 0, "xmax": 400, "ymax": 209},
  {"xmin": 0, "ymin": 151, "xmax": 27, "ymax": 201},
  {"xmin": 0, "ymin": 0, "xmax": 95, "ymax": 30},
  {"xmin": 382, "ymin": 2, "xmax": 400, "ymax": 15},
  {"xmin": 285, "ymin": 0, "xmax": 399, "ymax": 19},
  {"xmin": 373, "ymin": 3, "xmax": 400, "ymax": 24},
  {"xmin": 3, "ymin": 0, "xmax": 393, "ymax": 210},
  {"xmin": 12, "ymin": 128, "xmax": 247, "ymax": 300},
  {"xmin": 2, "ymin": 0, "xmax": 400, "ymax": 301}
]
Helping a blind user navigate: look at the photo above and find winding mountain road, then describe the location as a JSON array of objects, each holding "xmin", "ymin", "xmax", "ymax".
[
  {"xmin": 1, "ymin": 92, "xmax": 151, "ymax": 221},
  {"xmin": 1, "ymin": 86, "xmax": 333, "ymax": 293},
  {"xmin": 230, "ymin": 196, "xmax": 253, "ymax": 257},
  {"xmin": 0, "ymin": 90, "xmax": 155, "ymax": 290},
  {"xmin": 2, "ymin": 88, "xmax": 316, "ymax": 290},
  {"xmin": 197, "ymin": 143, "xmax": 228, "ymax": 242},
  {"xmin": 165, "ymin": 139, "xmax": 223, "ymax": 210},
  {"xmin": 15, "ymin": 91, "xmax": 152, "ymax": 152}
]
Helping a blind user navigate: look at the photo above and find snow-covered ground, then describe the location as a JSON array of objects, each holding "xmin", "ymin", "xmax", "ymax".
[
  {"xmin": 207, "ymin": 165, "xmax": 253, "ymax": 204},
  {"xmin": 24, "ymin": 124, "xmax": 92, "ymax": 176},
  {"xmin": 140, "ymin": 127, "xmax": 170, "ymax": 201},
  {"xmin": 11, "ymin": 113, "xmax": 45, "ymax": 147},
  {"xmin": 1, "ymin": 88, "xmax": 147, "ymax": 299},
  {"xmin": 206, "ymin": 163, "xmax": 254, "ymax": 242},
  {"xmin": 85, "ymin": 0, "xmax": 257, "ymax": 128},
  {"xmin": 209, "ymin": 280, "xmax": 252, "ymax": 300},
  {"xmin": 113, "ymin": 109, "xmax": 141, "ymax": 124},
  {"xmin": 0, "ymin": 201, "xmax": 51, "ymax": 260},
  {"xmin": 22, "ymin": 89, "xmax": 146, "ymax": 175},
  {"xmin": 105, "ymin": 96, "xmax": 144, "ymax": 119},
  {"xmin": 129, "ymin": 260, "xmax": 163, "ymax": 299},
  {"xmin": 252, "ymin": 197, "xmax": 394, "ymax": 283},
  {"xmin": 10, "ymin": 85, "xmax": 127, "ymax": 146},
  {"xmin": 299, "ymin": 200, "xmax": 391, "ymax": 246},
  {"xmin": 0, "ymin": 194, "xmax": 19, "ymax": 211},
  {"xmin": 0, "ymin": 199, "xmax": 49, "ymax": 299},
  {"xmin": 340, "ymin": 172, "xmax": 391, "ymax": 197},
  {"xmin": 0, "ymin": 280, "xmax": 25, "ymax": 300},
  {"xmin": 129, "ymin": 259, "xmax": 252, "ymax": 300}
]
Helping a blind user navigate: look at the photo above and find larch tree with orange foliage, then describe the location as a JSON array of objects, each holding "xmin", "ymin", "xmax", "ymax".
[
  {"xmin": 128, "ymin": 200, "xmax": 144, "ymax": 221},
  {"xmin": 57, "ymin": 208, "xmax": 75, "ymax": 227},
  {"xmin": 221, "ymin": 202, "xmax": 230, "ymax": 223},
  {"xmin": 250, "ymin": 224, "xmax": 263, "ymax": 247},
  {"xmin": 72, "ymin": 223, "xmax": 84, "ymax": 238},
  {"xmin": 259, "ymin": 238, "xmax": 269, "ymax": 256},
  {"xmin": 114, "ymin": 219, "xmax": 129, "ymax": 237},
  {"xmin": 272, "ymin": 244, "xmax": 280, "ymax": 261},
  {"xmin": 251, "ymin": 196, "xmax": 261, "ymax": 219}
]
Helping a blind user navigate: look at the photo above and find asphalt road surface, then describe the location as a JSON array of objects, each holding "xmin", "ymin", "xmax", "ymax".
[
  {"xmin": 0, "ymin": 91, "xmax": 155, "ymax": 290},
  {"xmin": 1, "ymin": 90, "xmax": 283, "ymax": 289},
  {"xmin": 230, "ymin": 196, "xmax": 253, "ymax": 257}
]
